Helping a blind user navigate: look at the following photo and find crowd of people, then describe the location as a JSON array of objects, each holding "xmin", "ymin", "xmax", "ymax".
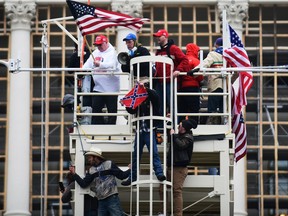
[
  {"xmin": 62, "ymin": 30, "xmax": 225, "ymax": 215},
  {"xmin": 66, "ymin": 31, "xmax": 225, "ymax": 127}
]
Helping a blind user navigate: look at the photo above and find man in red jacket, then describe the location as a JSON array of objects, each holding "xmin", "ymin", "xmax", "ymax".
[
  {"xmin": 177, "ymin": 43, "xmax": 204, "ymax": 123},
  {"xmin": 153, "ymin": 29, "xmax": 190, "ymax": 119}
]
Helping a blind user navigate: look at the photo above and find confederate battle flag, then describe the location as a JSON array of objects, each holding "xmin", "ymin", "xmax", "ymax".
[{"xmin": 120, "ymin": 83, "xmax": 148, "ymax": 109}]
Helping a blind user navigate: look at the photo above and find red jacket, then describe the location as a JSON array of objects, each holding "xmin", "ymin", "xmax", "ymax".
[
  {"xmin": 179, "ymin": 43, "xmax": 204, "ymax": 89},
  {"xmin": 155, "ymin": 42, "xmax": 190, "ymax": 83}
]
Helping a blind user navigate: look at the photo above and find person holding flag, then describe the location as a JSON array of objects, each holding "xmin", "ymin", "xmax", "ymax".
[
  {"xmin": 120, "ymin": 81, "xmax": 166, "ymax": 186},
  {"xmin": 66, "ymin": 0, "xmax": 151, "ymax": 125},
  {"xmin": 83, "ymin": 35, "xmax": 121, "ymax": 125}
]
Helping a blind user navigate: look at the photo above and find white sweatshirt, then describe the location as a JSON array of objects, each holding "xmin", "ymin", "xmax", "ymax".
[{"xmin": 83, "ymin": 43, "xmax": 121, "ymax": 92}]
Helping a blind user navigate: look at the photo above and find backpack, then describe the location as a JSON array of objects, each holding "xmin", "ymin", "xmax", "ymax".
[
  {"xmin": 156, "ymin": 39, "xmax": 175, "ymax": 59},
  {"xmin": 166, "ymin": 39, "xmax": 174, "ymax": 59}
]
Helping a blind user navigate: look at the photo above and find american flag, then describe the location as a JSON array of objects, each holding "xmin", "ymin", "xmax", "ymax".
[
  {"xmin": 224, "ymin": 25, "xmax": 253, "ymax": 162},
  {"xmin": 120, "ymin": 83, "xmax": 148, "ymax": 109},
  {"xmin": 233, "ymin": 112, "xmax": 247, "ymax": 162},
  {"xmin": 231, "ymin": 87, "xmax": 247, "ymax": 162},
  {"xmin": 66, "ymin": 0, "xmax": 150, "ymax": 36},
  {"xmin": 223, "ymin": 25, "xmax": 253, "ymax": 115}
]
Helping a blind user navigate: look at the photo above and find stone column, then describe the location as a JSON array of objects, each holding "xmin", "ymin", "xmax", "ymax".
[
  {"xmin": 4, "ymin": 1, "xmax": 36, "ymax": 216},
  {"xmin": 218, "ymin": 1, "xmax": 249, "ymax": 216},
  {"xmin": 218, "ymin": 0, "xmax": 248, "ymax": 31},
  {"xmin": 111, "ymin": 0, "xmax": 144, "ymax": 124},
  {"xmin": 111, "ymin": 0, "xmax": 144, "ymax": 52}
]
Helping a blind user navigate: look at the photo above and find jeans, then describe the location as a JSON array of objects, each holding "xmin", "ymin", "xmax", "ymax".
[
  {"xmin": 81, "ymin": 75, "xmax": 93, "ymax": 107},
  {"xmin": 131, "ymin": 131, "xmax": 164, "ymax": 181},
  {"xmin": 208, "ymin": 167, "xmax": 219, "ymax": 175},
  {"xmin": 98, "ymin": 194, "xmax": 124, "ymax": 216}
]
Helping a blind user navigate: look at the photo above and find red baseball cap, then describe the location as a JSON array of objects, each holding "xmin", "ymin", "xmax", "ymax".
[
  {"xmin": 93, "ymin": 35, "xmax": 108, "ymax": 45},
  {"xmin": 153, "ymin": 29, "xmax": 169, "ymax": 37}
]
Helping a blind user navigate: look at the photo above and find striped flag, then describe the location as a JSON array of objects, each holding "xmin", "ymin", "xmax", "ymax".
[
  {"xmin": 223, "ymin": 25, "xmax": 253, "ymax": 115},
  {"xmin": 233, "ymin": 112, "xmax": 247, "ymax": 162},
  {"xmin": 66, "ymin": 0, "xmax": 150, "ymax": 36},
  {"xmin": 224, "ymin": 25, "xmax": 253, "ymax": 162},
  {"xmin": 120, "ymin": 83, "xmax": 148, "ymax": 109},
  {"xmin": 231, "ymin": 87, "xmax": 247, "ymax": 162}
]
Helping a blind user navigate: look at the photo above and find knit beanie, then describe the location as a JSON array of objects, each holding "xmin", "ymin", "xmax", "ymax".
[
  {"xmin": 215, "ymin": 37, "xmax": 223, "ymax": 46},
  {"xmin": 182, "ymin": 119, "xmax": 198, "ymax": 131}
]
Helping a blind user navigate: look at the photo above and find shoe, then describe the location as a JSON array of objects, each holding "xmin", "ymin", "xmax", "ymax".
[
  {"xmin": 121, "ymin": 179, "xmax": 132, "ymax": 186},
  {"xmin": 157, "ymin": 175, "xmax": 166, "ymax": 181},
  {"xmin": 158, "ymin": 213, "xmax": 164, "ymax": 216}
]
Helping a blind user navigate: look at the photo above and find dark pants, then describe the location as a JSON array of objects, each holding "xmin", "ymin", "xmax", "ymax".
[
  {"xmin": 155, "ymin": 82, "xmax": 171, "ymax": 116},
  {"xmin": 178, "ymin": 86, "xmax": 200, "ymax": 123},
  {"xmin": 208, "ymin": 87, "xmax": 223, "ymax": 113},
  {"xmin": 91, "ymin": 93, "xmax": 118, "ymax": 124},
  {"xmin": 84, "ymin": 195, "xmax": 98, "ymax": 216}
]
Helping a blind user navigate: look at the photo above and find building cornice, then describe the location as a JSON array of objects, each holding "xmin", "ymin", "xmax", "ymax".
[{"xmin": 1, "ymin": 0, "xmax": 288, "ymax": 5}]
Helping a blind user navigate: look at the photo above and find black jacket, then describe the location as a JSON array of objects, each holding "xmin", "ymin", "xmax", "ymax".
[
  {"xmin": 121, "ymin": 45, "xmax": 151, "ymax": 77},
  {"xmin": 168, "ymin": 132, "xmax": 194, "ymax": 167},
  {"xmin": 68, "ymin": 47, "xmax": 90, "ymax": 73}
]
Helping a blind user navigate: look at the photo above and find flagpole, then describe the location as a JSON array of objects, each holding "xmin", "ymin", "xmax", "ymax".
[
  {"xmin": 222, "ymin": 9, "xmax": 248, "ymax": 216},
  {"xmin": 80, "ymin": 0, "xmax": 91, "ymax": 67},
  {"xmin": 83, "ymin": 37, "xmax": 95, "ymax": 61},
  {"xmin": 222, "ymin": 11, "xmax": 235, "ymax": 215},
  {"xmin": 230, "ymin": 25, "xmax": 249, "ymax": 216},
  {"xmin": 222, "ymin": 10, "xmax": 229, "ymax": 129},
  {"xmin": 228, "ymin": 24, "xmax": 250, "ymax": 215}
]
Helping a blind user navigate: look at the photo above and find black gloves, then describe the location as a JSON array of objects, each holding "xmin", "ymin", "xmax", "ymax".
[{"xmin": 187, "ymin": 68, "xmax": 200, "ymax": 76}]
